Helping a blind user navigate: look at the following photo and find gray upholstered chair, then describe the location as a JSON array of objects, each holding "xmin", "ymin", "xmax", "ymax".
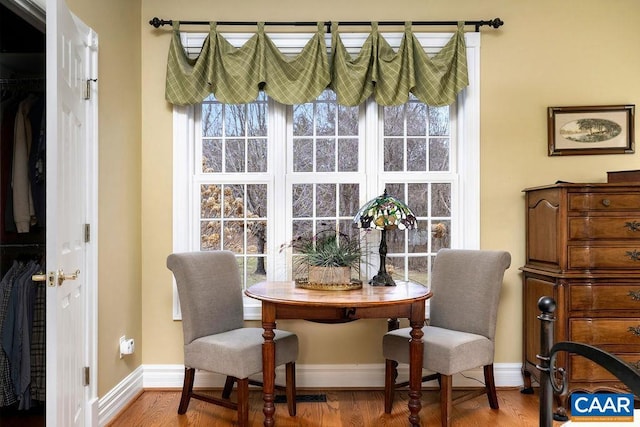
[
  {"xmin": 382, "ymin": 249, "xmax": 511, "ymax": 427},
  {"xmin": 166, "ymin": 251, "xmax": 298, "ymax": 427}
]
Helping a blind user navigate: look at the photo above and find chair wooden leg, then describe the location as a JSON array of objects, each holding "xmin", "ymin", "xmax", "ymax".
[
  {"xmin": 285, "ymin": 362, "xmax": 297, "ymax": 416},
  {"xmin": 484, "ymin": 364, "xmax": 499, "ymax": 409},
  {"xmin": 384, "ymin": 359, "xmax": 398, "ymax": 413},
  {"xmin": 236, "ymin": 378, "xmax": 249, "ymax": 427},
  {"xmin": 178, "ymin": 367, "xmax": 195, "ymax": 414},
  {"xmin": 221, "ymin": 375, "xmax": 236, "ymax": 399},
  {"xmin": 440, "ymin": 374, "xmax": 453, "ymax": 427}
]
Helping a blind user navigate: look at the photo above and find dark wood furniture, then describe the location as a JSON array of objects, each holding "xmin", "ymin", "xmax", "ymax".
[
  {"xmin": 521, "ymin": 183, "xmax": 640, "ymax": 418},
  {"xmin": 245, "ymin": 280, "xmax": 431, "ymax": 427},
  {"xmin": 536, "ymin": 295, "xmax": 640, "ymax": 427}
]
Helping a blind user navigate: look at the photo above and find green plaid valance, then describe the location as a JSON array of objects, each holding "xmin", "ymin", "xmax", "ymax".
[{"xmin": 165, "ymin": 21, "xmax": 468, "ymax": 106}]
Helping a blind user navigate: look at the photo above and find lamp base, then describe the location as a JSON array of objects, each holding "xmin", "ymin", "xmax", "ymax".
[{"xmin": 369, "ymin": 272, "xmax": 396, "ymax": 286}]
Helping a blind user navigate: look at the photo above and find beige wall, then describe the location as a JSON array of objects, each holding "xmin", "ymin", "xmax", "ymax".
[
  {"xmin": 70, "ymin": 0, "xmax": 640, "ymax": 397},
  {"xmin": 66, "ymin": 0, "xmax": 143, "ymax": 396}
]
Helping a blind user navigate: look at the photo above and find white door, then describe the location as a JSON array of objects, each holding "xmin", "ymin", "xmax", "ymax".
[{"xmin": 45, "ymin": 0, "xmax": 98, "ymax": 425}]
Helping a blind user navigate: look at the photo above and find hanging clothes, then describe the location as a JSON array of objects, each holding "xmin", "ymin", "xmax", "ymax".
[
  {"xmin": 28, "ymin": 97, "xmax": 45, "ymax": 229},
  {"xmin": 0, "ymin": 259, "xmax": 43, "ymax": 409},
  {"xmin": 29, "ymin": 272, "xmax": 45, "ymax": 402},
  {"xmin": 0, "ymin": 261, "xmax": 20, "ymax": 407},
  {"xmin": 11, "ymin": 94, "xmax": 38, "ymax": 233},
  {"xmin": 1, "ymin": 98, "xmax": 19, "ymax": 236},
  {"xmin": 1, "ymin": 260, "xmax": 39, "ymax": 409},
  {"xmin": 0, "ymin": 91, "xmax": 44, "ymax": 237}
]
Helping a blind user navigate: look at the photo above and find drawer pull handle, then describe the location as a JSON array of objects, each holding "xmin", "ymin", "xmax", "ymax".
[
  {"xmin": 602, "ymin": 199, "xmax": 611, "ymax": 207},
  {"xmin": 625, "ymin": 250, "xmax": 640, "ymax": 261},
  {"xmin": 629, "ymin": 290, "xmax": 640, "ymax": 301},
  {"xmin": 628, "ymin": 326, "xmax": 640, "ymax": 336},
  {"xmin": 625, "ymin": 221, "xmax": 640, "ymax": 232}
]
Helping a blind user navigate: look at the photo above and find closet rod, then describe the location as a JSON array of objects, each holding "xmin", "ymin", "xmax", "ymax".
[
  {"xmin": 0, "ymin": 77, "xmax": 45, "ymax": 83},
  {"xmin": 149, "ymin": 17, "xmax": 504, "ymax": 33},
  {"xmin": 0, "ymin": 243, "xmax": 45, "ymax": 248},
  {"xmin": 0, "ymin": 77, "xmax": 45, "ymax": 90}
]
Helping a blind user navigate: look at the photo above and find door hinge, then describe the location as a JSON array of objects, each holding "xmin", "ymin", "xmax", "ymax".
[
  {"xmin": 84, "ymin": 223, "xmax": 91, "ymax": 243},
  {"xmin": 83, "ymin": 366, "xmax": 90, "ymax": 386},
  {"xmin": 85, "ymin": 78, "xmax": 97, "ymax": 100}
]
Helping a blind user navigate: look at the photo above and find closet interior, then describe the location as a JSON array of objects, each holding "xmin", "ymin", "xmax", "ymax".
[{"xmin": 0, "ymin": 2, "xmax": 46, "ymax": 424}]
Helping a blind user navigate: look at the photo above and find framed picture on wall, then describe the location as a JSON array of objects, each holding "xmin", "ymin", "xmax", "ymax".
[{"xmin": 548, "ymin": 105, "xmax": 635, "ymax": 156}]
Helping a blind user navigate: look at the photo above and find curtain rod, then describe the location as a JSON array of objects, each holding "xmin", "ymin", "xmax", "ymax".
[{"xmin": 148, "ymin": 17, "xmax": 504, "ymax": 33}]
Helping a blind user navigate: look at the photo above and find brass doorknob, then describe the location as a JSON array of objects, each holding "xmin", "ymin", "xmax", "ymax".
[
  {"xmin": 57, "ymin": 269, "xmax": 80, "ymax": 286},
  {"xmin": 32, "ymin": 269, "xmax": 80, "ymax": 286}
]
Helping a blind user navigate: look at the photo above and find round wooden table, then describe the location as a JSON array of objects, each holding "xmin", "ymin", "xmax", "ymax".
[{"xmin": 246, "ymin": 280, "xmax": 432, "ymax": 427}]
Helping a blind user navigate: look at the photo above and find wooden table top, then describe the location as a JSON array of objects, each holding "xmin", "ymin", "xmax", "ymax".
[{"xmin": 245, "ymin": 280, "xmax": 431, "ymax": 308}]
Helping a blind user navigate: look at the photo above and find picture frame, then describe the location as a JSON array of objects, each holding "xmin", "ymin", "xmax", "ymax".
[{"xmin": 548, "ymin": 105, "xmax": 635, "ymax": 156}]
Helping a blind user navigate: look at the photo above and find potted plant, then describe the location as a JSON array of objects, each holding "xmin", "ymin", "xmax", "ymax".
[{"xmin": 281, "ymin": 228, "xmax": 363, "ymax": 289}]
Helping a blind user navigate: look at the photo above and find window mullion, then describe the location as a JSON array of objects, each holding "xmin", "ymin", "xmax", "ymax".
[
  {"xmin": 363, "ymin": 100, "xmax": 379, "ymax": 199},
  {"xmin": 360, "ymin": 99, "xmax": 379, "ymax": 281},
  {"xmin": 272, "ymin": 100, "xmax": 288, "ymax": 280}
]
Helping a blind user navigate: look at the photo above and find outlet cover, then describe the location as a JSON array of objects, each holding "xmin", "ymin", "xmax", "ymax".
[{"xmin": 119, "ymin": 336, "xmax": 126, "ymax": 358}]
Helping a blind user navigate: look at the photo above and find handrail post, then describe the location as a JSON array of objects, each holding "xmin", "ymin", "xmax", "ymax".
[{"xmin": 537, "ymin": 296, "xmax": 556, "ymax": 427}]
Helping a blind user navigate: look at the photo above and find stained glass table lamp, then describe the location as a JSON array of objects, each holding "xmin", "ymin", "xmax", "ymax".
[{"xmin": 353, "ymin": 189, "xmax": 417, "ymax": 286}]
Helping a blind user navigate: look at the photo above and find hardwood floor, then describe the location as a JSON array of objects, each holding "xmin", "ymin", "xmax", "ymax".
[{"xmin": 106, "ymin": 387, "xmax": 566, "ymax": 426}]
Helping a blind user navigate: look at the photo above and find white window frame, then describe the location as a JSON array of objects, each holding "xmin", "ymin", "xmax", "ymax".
[{"xmin": 172, "ymin": 30, "xmax": 480, "ymax": 320}]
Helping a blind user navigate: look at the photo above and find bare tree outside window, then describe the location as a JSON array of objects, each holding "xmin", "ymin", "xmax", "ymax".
[
  {"xmin": 196, "ymin": 90, "xmax": 453, "ymax": 289},
  {"xmin": 199, "ymin": 94, "xmax": 269, "ymax": 286}
]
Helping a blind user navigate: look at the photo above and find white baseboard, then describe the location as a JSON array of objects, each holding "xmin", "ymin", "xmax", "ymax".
[
  {"xmin": 98, "ymin": 366, "xmax": 143, "ymax": 426},
  {"xmin": 98, "ymin": 362, "xmax": 525, "ymax": 425},
  {"xmin": 141, "ymin": 362, "xmax": 525, "ymax": 389}
]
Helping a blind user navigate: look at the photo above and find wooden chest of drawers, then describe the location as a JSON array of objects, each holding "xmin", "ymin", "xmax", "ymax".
[{"xmin": 521, "ymin": 183, "xmax": 640, "ymax": 416}]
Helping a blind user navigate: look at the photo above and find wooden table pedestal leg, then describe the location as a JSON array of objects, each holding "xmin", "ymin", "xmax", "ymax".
[
  {"xmin": 262, "ymin": 303, "xmax": 276, "ymax": 427},
  {"xmin": 408, "ymin": 309, "xmax": 424, "ymax": 427}
]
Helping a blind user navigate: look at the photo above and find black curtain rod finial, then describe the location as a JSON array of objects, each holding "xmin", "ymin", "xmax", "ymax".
[
  {"xmin": 149, "ymin": 17, "xmax": 172, "ymax": 28},
  {"xmin": 486, "ymin": 18, "xmax": 504, "ymax": 29}
]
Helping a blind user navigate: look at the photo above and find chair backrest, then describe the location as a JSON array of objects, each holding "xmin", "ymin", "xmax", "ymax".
[
  {"xmin": 429, "ymin": 249, "xmax": 511, "ymax": 340},
  {"xmin": 167, "ymin": 251, "xmax": 244, "ymax": 345}
]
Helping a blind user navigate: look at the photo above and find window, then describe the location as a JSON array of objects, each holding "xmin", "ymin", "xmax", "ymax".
[
  {"xmin": 173, "ymin": 31, "xmax": 480, "ymax": 319},
  {"xmin": 198, "ymin": 94, "xmax": 270, "ymax": 292}
]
